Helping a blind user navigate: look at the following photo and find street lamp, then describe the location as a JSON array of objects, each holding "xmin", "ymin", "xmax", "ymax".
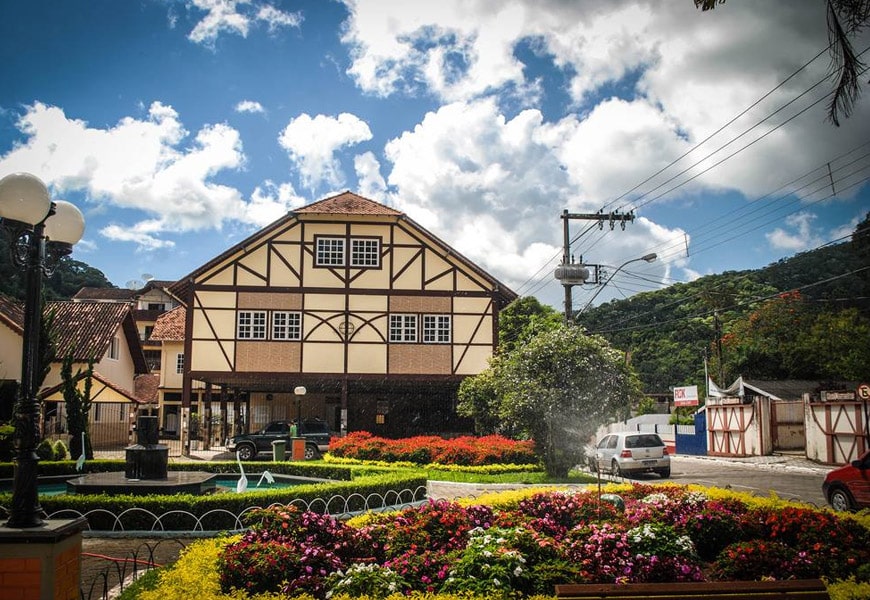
[
  {"xmin": 0, "ymin": 172, "xmax": 85, "ymax": 529},
  {"xmin": 294, "ymin": 386, "xmax": 306, "ymax": 426},
  {"xmin": 578, "ymin": 253, "xmax": 657, "ymax": 315}
]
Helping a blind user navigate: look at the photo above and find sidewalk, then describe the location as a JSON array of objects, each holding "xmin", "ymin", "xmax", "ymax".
[{"xmin": 673, "ymin": 452, "xmax": 834, "ymax": 474}]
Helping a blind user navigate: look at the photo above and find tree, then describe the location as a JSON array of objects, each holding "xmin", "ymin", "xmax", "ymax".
[
  {"xmin": 497, "ymin": 296, "xmax": 562, "ymax": 354},
  {"xmin": 459, "ymin": 326, "xmax": 642, "ymax": 477},
  {"xmin": 695, "ymin": 0, "xmax": 870, "ymax": 126},
  {"xmin": 0, "ymin": 228, "xmax": 114, "ymax": 301},
  {"xmin": 456, "ymin": 368, "xmax": 502, "ymax": 436},
  {"xmin": 62, "ymin": 354, "xmax": 94, "ymax": 460}
]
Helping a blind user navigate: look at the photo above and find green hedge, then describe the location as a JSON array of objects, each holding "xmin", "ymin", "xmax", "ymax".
[
  {"xmin": 0, "ymin": 459, "xmax": 355, "ymax": 480},
  {"xmin": 0, "ymin": 462, "xmax": 427, "ymax": 532}
]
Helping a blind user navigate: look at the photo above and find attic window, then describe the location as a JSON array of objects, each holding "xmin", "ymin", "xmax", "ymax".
[
  {"xmin": 315, "ymin": 237, "xmax": 345, "ymax": 266},
  {"xmin": 108, "ymin": 336, "xmax": 120, "ymax": 360},
  {"xmin": 315, "ymin": 236, "xmax": 381, "ymax": 268},
  {"xmin": 350, "ymin": 238, "xmax": 380, "ymax": 267}
]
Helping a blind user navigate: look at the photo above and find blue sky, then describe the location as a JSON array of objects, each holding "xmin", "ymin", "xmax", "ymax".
[{"xmin": 1, "ymin": 0, "xmax": 868, "ymax": 311}]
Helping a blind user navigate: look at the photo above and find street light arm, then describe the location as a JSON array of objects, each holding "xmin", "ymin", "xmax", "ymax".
[{"xmin": 577, "ymin": 253, "xmax": 657, "ymax": 315}]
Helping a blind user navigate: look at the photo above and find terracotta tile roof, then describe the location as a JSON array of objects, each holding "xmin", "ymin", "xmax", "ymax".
[
  {"xmin": 150, "ymin": 306, "xmax": 186, "ymax": 341},
  {"xmin": 47, "ymin": 301, "xmax": 130, "ymax": 360},
  {"xmin": 295, "ymin": 191, "xmax": 402, "ymax": 216},
  {"xmin": 134, "ymin": 373, "xmax": 160, "ymax": 404},
  {"xmin": 140, "ymin": 280, "xmax": 175, "ymax": 292},
  {"xmin": 72, "ymin": 287, "xmax": 136, "ymax": 301},
  {"xmin": 0, "ymin": 294, "xmax": 24, "ymax": 335},
  {"xmin": 45, "ymin": 302, "xmax": 149, "ymax": 374}
]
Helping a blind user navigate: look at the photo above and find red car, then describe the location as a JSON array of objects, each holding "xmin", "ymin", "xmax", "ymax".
[{"xmin": 822, "ymin": 450, "xmax": 870, "ymax": 511}]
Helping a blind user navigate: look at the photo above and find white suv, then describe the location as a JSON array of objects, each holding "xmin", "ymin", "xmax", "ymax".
[{"xmin": 592, "ymin": 432, "xmax": 670, "ymax": 478}]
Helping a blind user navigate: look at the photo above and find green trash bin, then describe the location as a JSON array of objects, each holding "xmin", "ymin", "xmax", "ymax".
[{"xmin": 271, "ymin": 439, "xmax": 286, "ymax": 461}]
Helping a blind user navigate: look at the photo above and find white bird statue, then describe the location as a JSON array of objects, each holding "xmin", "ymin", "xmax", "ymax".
[
  {"xmin": 256, "ymin": 470, "xmax": 275, "ymax": 487},
  {"xmin": 236, "ymin": 451, "xmax": 248, "ymax": 493},
  {"xmin": 75, "ymin": 432, "xmax": 86, "ymax": 472}
]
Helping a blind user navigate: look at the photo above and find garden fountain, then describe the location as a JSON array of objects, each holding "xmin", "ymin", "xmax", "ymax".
[{"xmin": 65, "ymin": 416, "xmax": 217, "ymax": 495}]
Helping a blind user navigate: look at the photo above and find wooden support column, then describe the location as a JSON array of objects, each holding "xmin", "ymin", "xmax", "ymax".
[
  {"xmin": 219, "ymin": 385, "xmax": 228, "ymax": 446},
  {"xmin": 204, "ymin": 383, "xmax": 213, "ymax": 451}
]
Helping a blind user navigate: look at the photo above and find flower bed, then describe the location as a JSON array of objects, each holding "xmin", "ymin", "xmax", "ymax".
[
  {"xmin": 173, "ymin": 483, "xmax": 870, "ymax": 599},
  {"xmin": 328, "ymin": 431, "xmax": 537, "ymax": 466}
]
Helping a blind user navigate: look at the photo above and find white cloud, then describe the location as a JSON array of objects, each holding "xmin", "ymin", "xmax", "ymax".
[
  {"xmin": 0, "ymin": 101, "xmax": 297, "ymax": 249},
  {"xmin": 380, "ymin": 97, "xmax": 680, "ymax": 297},
  {"xmin": 246, "ymin": 180, "xmax": 307, "ymax": 225},
  {"xmin": 186, "ymin": 0, "xmax": 301, "ymax": 45},
  {"xmin": 353, "ymin": 152, "xmax": 387, "ymax": 200},
  {"xmin": 235, "ymin": 100, "xmax": 265, "ymax": 114},
  {"xmin": 766, "ymin": 211, "xmax": 824, "ymax": 251},
  {"xmin": 278, "ymin": 112, "xmax": 372, "ymax": 191},
  {"xmin": 257, "ymin": 4, "xmax": 303, "ymax": 33},
  {"xmin": 101, "ymin": 223, "xmax": 176, "ymax": 250},
  {"xmin": 342, "ymin": 0, "xmax": 870, "ymax": 201}
]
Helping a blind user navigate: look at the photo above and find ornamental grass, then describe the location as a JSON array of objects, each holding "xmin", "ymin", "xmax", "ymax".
[{"xmin": 138, "ymin": 484, "xmax": 870, "ymax": 600}]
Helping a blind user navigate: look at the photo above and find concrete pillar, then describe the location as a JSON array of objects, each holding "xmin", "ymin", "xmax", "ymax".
[{"xmin": 0, "ymin": 517, "xmax": 88, "ymax": 600}]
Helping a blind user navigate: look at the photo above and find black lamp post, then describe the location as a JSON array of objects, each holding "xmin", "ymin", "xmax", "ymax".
[{"xmin": 0, "ymin": 172, "xmax": 85, "ymax": 529}]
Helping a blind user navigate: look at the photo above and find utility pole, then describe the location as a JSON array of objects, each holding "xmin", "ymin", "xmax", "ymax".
[{"xmin": 554, "ymin": 209, "xmax": 636, "ymax": 324}]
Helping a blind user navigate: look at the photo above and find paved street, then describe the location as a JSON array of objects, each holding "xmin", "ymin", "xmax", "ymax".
[
  {"xmin": 649, "ymin": 454, "xmax": 833, "ymax": 508},
  {"xmin": 428, "ymin": 453, "xmax": 837, "ymax": 508}
]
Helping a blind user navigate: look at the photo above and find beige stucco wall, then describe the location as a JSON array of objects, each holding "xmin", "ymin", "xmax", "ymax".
[
  {"xmin": 0, "ymin": 323, "xmax": 22, "ymax": 381},
  {"xmin": 186, "ymin": 216, "xmax": 502, "ymax": 379},
  {"xmin": 42, "ymin": 324, "xmax": 136, "ymax": 392},
  {"xmin": 160, "ymin": 340, "xmax": 185, "ymax": 389}
]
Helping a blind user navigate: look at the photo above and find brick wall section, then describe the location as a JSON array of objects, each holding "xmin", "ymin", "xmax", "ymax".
[
  {"xmin": 53, "ymin": 545, "xmax": 80, "ymax": 600},
  {"xmin": 0, "ymin": 518, "xmax": 86, "ymax": 600},
  {"xmin": 0, "ymin": 557, "xmax": 41, "ymax": 600}
]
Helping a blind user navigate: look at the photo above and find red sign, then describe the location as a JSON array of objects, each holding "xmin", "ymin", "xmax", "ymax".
[{"xmin": 674, "ymin": 385, "xmax": 699, "ymax": 407}]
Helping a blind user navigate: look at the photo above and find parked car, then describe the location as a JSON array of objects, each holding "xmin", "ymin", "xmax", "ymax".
[
  {"xmin": 591, "ymin": 431, "xmax": 670, "ymax": 478},
  {"xmin": 226, "ymin": 419, "xmax": 332, "ymax": 461},
  {"xmin": 822, "ymin": 449, "xmax": 870, "ymax": 511}
]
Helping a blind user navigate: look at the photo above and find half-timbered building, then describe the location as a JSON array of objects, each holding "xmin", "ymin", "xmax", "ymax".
[{"xmin": 169, "ymin": 191, "xmax": 516, "ymax": 440}]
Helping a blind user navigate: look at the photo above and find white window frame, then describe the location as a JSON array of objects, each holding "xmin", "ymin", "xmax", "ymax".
[
  {"xmin": 176, "ymin": 353, "xmax": 184, "ymax": 374},
  {"xmin": 272, "ymin": 311, "xmax": 302, "ymax": 340},
  {"xmin": 108, "ymin": 336, "xmax": 120, "ymax": 360},
  {"xmin": 315, "ymin": 237, "xmax": 345, "ymax": 266},
  {"xmin": 389, "ymin": 314, "xmax": 418, "ymax": 343},
  {"xmin": 237, "ymin": 310, "xmax": 267, "ymax": 339},
  {"xmin": 423, "ymin": 314, "xmax": 452, "ymax": 343},
  {"xmin": 350, "ymin": 238, "xmax": 380, "ymax": 268}
]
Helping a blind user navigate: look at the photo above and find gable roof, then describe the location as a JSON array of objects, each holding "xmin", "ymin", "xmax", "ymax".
[
  {"xmin": 134, "ymin": 373, "xmax": 160, "ymax": 404},
  {"xmin": 72, "ymin": 287, "xmax": 136, "ymax": 302},
  {"xmin": 168, "ymin": 191, "xmax": 517, "ymax": 305},
  {"xmin": 149, "ymin": 305, "xmax": 186, "ymax": 341},
  {"xmin": 295, "ymin": 191, "xmax": 402, "ymax": 216},
  {"xmin": 47, "ymin": 301, "xmax": 149, "ymax": 374}
]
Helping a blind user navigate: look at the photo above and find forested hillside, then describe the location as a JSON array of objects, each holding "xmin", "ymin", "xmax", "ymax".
[
  {"xmin": 0, "ymin": 229, "xmax": 114, "ymax": 301},
  {"xmin": 574, "ymin": 214, "xmax": 870, "ymax": 394}
]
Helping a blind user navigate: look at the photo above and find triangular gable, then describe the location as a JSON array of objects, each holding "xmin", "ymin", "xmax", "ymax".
[
  {"xmin": 40, "ymin": 370, "xmax": 143, "ymax": 404},
  {"xmin": 170, "ymin": 191, "xmax": 517, "ymax": 305}
]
